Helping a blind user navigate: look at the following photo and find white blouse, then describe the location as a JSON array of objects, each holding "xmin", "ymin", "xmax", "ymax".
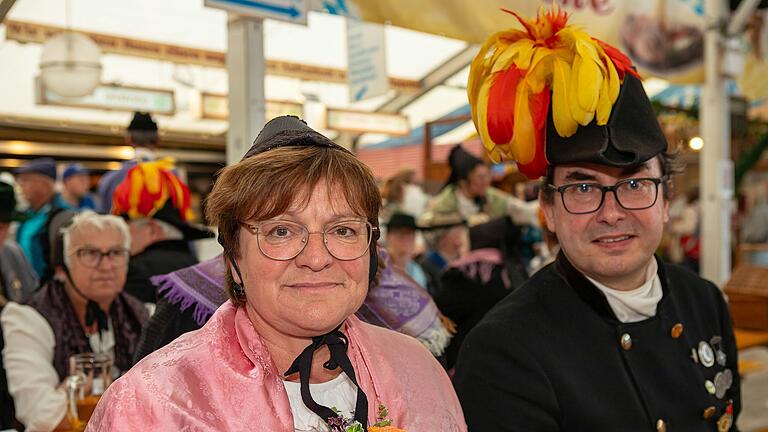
[
  {"xmin": 283, "ymin": 372, "xmax": 358, "ymax": 432},
  {"xmin": 1, "ymin": 302, "xmax": 116, "ymax": 432}
]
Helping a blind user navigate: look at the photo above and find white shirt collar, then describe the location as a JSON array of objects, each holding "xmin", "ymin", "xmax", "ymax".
[{"xmin": 585, "ymin": 258, "xmax": 663, "ymax": 323}]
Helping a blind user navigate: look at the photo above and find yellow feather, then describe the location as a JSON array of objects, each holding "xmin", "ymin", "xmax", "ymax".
[
  {"xmin": 596, "ymin": 75, "xmax": 612, "ymax": 124},
  {"xmin": 511, "ymin": 39, "xmax": 536, "ymax": 71},
  {"xmin": 512, "ymin": 81, "xmax": 535, "ymax": 164},
  {"xmin": 526, "ymin": 48, "xmax": 555, "ymax": 93},
  {"xmin": 568, "ymin": 55, "xmax": 590, "ymax": 125},
  {"xmin": 576, "ymin": 53, "xmax": 601, "ymax": 115},
  {"xmin": 552, "ymin": 58, "xmax": 578, "ymax": 137}
]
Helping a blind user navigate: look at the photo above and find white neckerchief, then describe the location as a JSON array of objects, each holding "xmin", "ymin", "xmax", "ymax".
[
  {"xmin": 456, "ymin": 189, "xmax": 480, "ymax": 219},
  {"xmin": 585, "ymin": 259, "xmax": 662, "ymax": 323},
  {"xmin": 283, "ymin": 372, "xmax": 357, "ymax": 432}
]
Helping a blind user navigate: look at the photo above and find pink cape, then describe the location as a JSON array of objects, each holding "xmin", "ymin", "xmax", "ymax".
[{"xmin": 86, "ymin": 302, "xmax": 466, "ymax": 431}]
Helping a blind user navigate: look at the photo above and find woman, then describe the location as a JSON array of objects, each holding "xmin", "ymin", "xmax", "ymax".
[
  {"xmin": 88, "ymin": 116, "xmax": 466, "ymax": 431},
  {"xmin": 1, "ymin": 210, "xmax": 147, "ymax": 431},
  {"xmin": 428, "ymin": 145, "xmax": 509, "ymax": 226}
]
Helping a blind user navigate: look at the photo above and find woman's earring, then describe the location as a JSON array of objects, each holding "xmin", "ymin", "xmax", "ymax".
[{"xmin": 232, "ymin": 282, "xmax": 246, "ymax": 298}]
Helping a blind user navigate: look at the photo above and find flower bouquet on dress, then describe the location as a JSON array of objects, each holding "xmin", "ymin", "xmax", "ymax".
[{"xmin": 328, "ymin": 404, "xmax": 405, "ymax": 432}]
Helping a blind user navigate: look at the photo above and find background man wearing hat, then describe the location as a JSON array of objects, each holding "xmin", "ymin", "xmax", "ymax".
[
  {"xmin": 98, "ymin": 112, "xmax": 161, "ymax": 214},
  {"xmin": 14, "ymin": 157, "xmax": 60, "ymax": 277},
  {"xmin": 454, "ymin": 6, "xmax": 740, "ymax": 431},
  {"xmin": 0, "ymin": 181, "xmax": 37, "ymax": 305},
  {"xmin": 112, "ymin": 159, "xmax": 212, "ymax": 304},
  {"xmin": 55, "ymin": 163, "xmax": 96, "ymax": 211},
  {"xmin": 416, "ymin": 211, "xmax": 468, "ymax": 296},
  {"xmin": 385, "ymin": 212, "xmax": 428, "ymax": 288}
]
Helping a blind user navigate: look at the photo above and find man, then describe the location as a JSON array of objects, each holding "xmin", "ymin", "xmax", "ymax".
[
  {"xmin": 454, "ymin": 6, "xmax": 739, "ymax": 431},
  {"xmin": 14, "ymin": 157, "xmax": 59, "ymax": 277},
  {"xmin": 55, "ymin": 163, "xmax": 96, "ymax": 210},
  {"xmin": 112, "ymin": 159, "xmax": 212, "ymax": 304},
  {"xmin": 0, "ymin": 180, "xmax": 37, "ymax": 304},
  {"xmin": 384, "ymin": 212, "xmax": 428, "ymax": 288},
  {"xmin": 98, "ymin": 112, "xmax": 160, "ymax": 213},
  {"xmin": 416, "ymin": 211, "xmax": 468, "ymax": 296}
]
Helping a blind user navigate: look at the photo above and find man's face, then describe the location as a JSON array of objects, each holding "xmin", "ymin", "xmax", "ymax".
[
  {"xmin": 16, "ymin": 173, "xmax": 54, "ymax": 209},
  {"xmin": 540, "ymin": 157, "xmax": 669, "ymax": 290},
  {"xmin": 64, "ymin": 174, "xmax": 90, "ymax": 199},
  {"xmin": 386, "ymin": 227, "xmax": 417, "ymax": 260}
]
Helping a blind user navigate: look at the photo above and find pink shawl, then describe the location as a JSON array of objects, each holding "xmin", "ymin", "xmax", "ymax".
[{"xmin": 86, "ymin": 302, "xmax": 466, "ymax": 431}]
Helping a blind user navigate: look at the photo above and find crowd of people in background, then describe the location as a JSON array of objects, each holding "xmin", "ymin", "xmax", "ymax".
[{"xmin": 0, "ymin": 102, "xmax": 550, "ymax": 430}]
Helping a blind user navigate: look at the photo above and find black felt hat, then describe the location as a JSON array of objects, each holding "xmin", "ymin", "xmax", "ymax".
[
  {"xmin": 128, "ymin": 112, "xmax": 158, "ymax": 132},
  {"xmin": 0, "ymin": 181, "xmax": 23, "ymax": 223},
  {"xmin": 545, "ymin": 73, "xmax": 667, "ymax": 168},
  {"xmin": 386, "ymin": 212, "xmax": 418, "ymax": 231},
  {"xmin": 445, "ymin": 145, "xmax": 484, "ymax": 187},
  {"xmin": 242, "ymin": 115, "xmax": 351, "ymax": 161}
]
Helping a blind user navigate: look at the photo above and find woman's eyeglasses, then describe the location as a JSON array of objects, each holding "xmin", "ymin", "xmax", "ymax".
[{"xmin": 241, "ymin": 219, "xmax": 377, "ymax": 261}]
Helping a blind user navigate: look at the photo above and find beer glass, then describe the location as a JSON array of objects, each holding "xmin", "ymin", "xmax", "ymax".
[{"xmin": 66, "ymin": 353, "xmax": 112, "ymax": 432}]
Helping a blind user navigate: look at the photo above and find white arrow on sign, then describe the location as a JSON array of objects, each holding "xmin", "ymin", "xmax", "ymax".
[{"xmin": 205, "ymin": 0, "xmax": 308, "ymax": 25}]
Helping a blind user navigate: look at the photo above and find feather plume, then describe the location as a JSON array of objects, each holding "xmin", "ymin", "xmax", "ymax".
[{"xmin": 468, "ymin": 4, "xmax": 637, "ymax": 178}]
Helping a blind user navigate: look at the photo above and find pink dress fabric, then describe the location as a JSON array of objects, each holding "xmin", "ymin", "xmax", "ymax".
[{"xmin": 86, "ymin": 302, "xmax": 467, "ymax": 431}]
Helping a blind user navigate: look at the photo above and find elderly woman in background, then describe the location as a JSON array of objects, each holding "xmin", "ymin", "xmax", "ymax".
[
  {"xmin": 1, "ymin": 210, "xmax": 148, "ymax": 431},
  {"xmin": 88, "ymin": 116, "xmax": 466, "ymax": 432}
]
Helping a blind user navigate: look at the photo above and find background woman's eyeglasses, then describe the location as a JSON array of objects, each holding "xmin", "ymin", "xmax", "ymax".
[
  {"xmin": 546, "ymin": 177, "xmax": 667, "ymax": 215},
  {"xmin": 241, "ymin": 219, "xmax": 377, "ymax": 261},
  {"xmin": 71, "ymin": 248, "xmax": 130, "ymax": 268}
]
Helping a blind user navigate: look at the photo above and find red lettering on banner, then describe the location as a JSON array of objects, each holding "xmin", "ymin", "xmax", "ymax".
[{"xmin": 552, "ymin": 0, "xmax": 615, "ymax": 15}]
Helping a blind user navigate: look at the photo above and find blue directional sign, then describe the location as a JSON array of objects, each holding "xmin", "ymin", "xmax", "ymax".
[{"xmin": 205, "ymin": 0, "xmax": 307, "ymax": 25}]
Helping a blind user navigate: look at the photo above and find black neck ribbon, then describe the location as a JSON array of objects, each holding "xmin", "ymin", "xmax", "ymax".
[{"xmin": 284, "ymin": 327, "xmax": 368, "ymax": 429}]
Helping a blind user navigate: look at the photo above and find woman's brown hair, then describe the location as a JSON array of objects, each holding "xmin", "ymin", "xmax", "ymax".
[{"xmin": 206, "ymin": 145, "xmax": 381, "ymax": 305}]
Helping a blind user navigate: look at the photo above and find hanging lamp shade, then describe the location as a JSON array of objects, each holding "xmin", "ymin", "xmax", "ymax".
[{"xmin": 40, "ymin": 31, "xmax": 102, "ymax": 98}]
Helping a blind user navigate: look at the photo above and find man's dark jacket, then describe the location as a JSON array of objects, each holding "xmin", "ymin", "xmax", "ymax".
[
  {"xmin": 454, "ymin": 252, "xmax": 740, "ymax": 431},
  {"xmin": 125, "ymin": 240, "xmax": 198, "ymax": 303}
]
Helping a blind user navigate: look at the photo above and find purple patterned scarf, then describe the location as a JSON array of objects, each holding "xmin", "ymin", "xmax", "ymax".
[
  {"xmin": 151, "ymin": 255, "xmax": 228, "ymax": 326},
  {"xmin": 26, "ymin": 279, "xmax": 148, "ymax": 380},
  {"xmin": 356, "ymin": 249, "xmax": 451, "ymax": 356},
  {"xmin": 151, "ymin": 251, "xmax": 451, "ymax": 355}
]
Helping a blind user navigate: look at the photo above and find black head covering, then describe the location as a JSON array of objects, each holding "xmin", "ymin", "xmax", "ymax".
[
  {"xmin": 545, "ymin": 73, "xmax": 667, "ymax": 168},
  {"xmin": 386, "ymin": 212, "xmax": 418, "ymax": 231},
  {"xmin": 219, "ymin": 116, "xmax": 375, "ymax": 428},
  {"xmin": 127, "ymin": 112, "xmax": 158, "ymax": 132},
  {"xmin": 0, "ymin": 181, "xmax": 23, "ymax": 223},
  {"xmin": 445, "ymin": 145, "xmax": 484, "ymax": 187},
  {"xmin": 142, "ymin": 200, "xmax": 214, "ymax": 241}
]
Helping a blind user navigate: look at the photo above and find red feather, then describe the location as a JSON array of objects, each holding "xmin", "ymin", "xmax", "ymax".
[
  {"xmin": 517, "ymin": 87, "xmax": 551, "ymax": 179},
  {"xmin": 487, "ymin": 66, "xmax": 523, "ymax": 145}
]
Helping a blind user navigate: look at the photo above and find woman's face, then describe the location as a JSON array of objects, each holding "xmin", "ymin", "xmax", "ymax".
[{"xmin": 236, "ymin": 179, "xmax": 371, "ymax": 338}]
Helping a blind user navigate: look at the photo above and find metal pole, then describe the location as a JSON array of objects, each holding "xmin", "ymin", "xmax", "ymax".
[
  {"xmin": 226, "ymin": 15, "xmax": 266, "ymax": 166},
  {"xmin": 700, "ymin": 0, "xmax": 732, "ymax": 287}
]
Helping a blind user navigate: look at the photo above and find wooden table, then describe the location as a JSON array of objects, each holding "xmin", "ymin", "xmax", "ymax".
[{"xmin": 734, "ymin": 328, "xmax": 768, "ymax": 350}]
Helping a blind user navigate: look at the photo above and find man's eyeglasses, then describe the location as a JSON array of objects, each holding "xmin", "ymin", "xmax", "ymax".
[
  {"xmin": 546, "ymin": 177, "xmax": 668, "ymax": 215},
  {"xmin": 71, "ymin": 248, "xmax": 130, "ymax": 268},
  {"xmin": 241, "ymin": 219, "xmax": 378, "ymax": 261}
]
